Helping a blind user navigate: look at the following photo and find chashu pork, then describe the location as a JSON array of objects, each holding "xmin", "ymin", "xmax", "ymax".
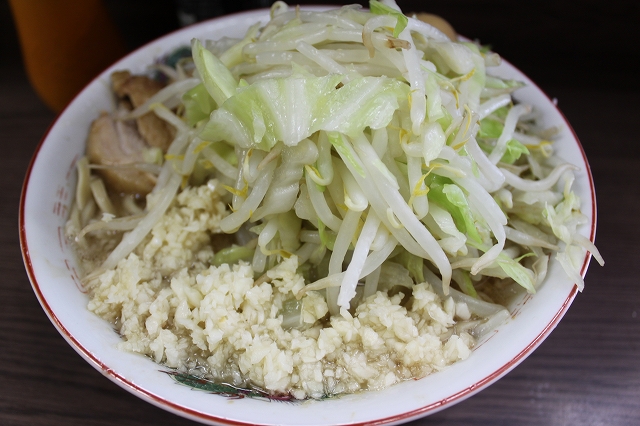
[
  {"xmin": 87, "ymin": 112, "xmax": 157, "ymax": 195},
  {"xmin": 111, "ymin": 70, "xmax": 175, "ymax": 151}
]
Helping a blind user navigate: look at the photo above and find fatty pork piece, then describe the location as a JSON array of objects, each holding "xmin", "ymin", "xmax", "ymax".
[
  {"xmin": 87, "ymin": 112, "xmax": 157, "ymax": 195},
  {"xmin": 111, "ymin": 70, "xmax": 175, "ymax": 152},
  {"xmin": 86, "ymin": 70, "xmax": 178, "ymax": 196}
]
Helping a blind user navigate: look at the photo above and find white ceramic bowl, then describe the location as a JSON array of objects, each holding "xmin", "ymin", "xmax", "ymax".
[{"xmin": 20, "ymin": 7, "xmax": 597, "ymax": 426}]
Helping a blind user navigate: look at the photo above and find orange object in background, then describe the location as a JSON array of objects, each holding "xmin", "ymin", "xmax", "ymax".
[{"xmin": 9, "ymin": 0, "xmax": 127, "ymax": 112}]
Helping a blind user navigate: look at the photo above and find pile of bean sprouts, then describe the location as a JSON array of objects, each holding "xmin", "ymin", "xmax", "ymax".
[{"xmin": 77, "ymin": 0, "xmax": 603, "ymax": 320}]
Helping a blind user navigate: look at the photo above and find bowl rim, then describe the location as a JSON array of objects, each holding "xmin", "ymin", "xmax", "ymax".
[{"xmin": 19, "ymin": 6, "xmax": 597, "ymax": 426}]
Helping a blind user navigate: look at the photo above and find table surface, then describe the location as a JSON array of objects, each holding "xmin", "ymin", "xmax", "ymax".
[{"xmin": 2, "ymin": 1, "xmax": 639, "ymax": 425}]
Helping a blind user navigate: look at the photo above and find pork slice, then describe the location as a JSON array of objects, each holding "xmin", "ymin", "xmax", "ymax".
[
  {"xmin": 111, "ymin": 70, "xmax": 176, "ymax": 151},
  {"xmin": 87, "ymin": 112, "xmax": 157, "ymax": 195}
]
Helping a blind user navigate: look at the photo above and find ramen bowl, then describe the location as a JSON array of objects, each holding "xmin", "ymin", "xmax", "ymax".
[{"xmin": 20, "ymin": 6, "xmax": 597, "ymax": 426}]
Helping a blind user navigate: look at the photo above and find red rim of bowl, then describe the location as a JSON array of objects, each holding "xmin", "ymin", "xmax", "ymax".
[{"xmin": 18, "ymin": 7, "xmax": 597, "ymax": 426}]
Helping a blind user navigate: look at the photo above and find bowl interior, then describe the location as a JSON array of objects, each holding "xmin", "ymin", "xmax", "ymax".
[{"xmin": 20, "ymin": 7, "xmax": 595, "ymax": 426}]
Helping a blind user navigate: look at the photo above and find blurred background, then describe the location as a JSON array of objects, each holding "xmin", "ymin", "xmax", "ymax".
[
  {"xmin": 1, "ymin": 1, "xmax": 639, "ymax": 426},
  {"xmin": 2, "ymin": 0, "xmax": 639, "ymax": 112}
]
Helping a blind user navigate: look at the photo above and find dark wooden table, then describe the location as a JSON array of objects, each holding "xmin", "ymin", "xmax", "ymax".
[{"xmin": 2, "ymin": 1, "xmax": 639, "ymax": 425}]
